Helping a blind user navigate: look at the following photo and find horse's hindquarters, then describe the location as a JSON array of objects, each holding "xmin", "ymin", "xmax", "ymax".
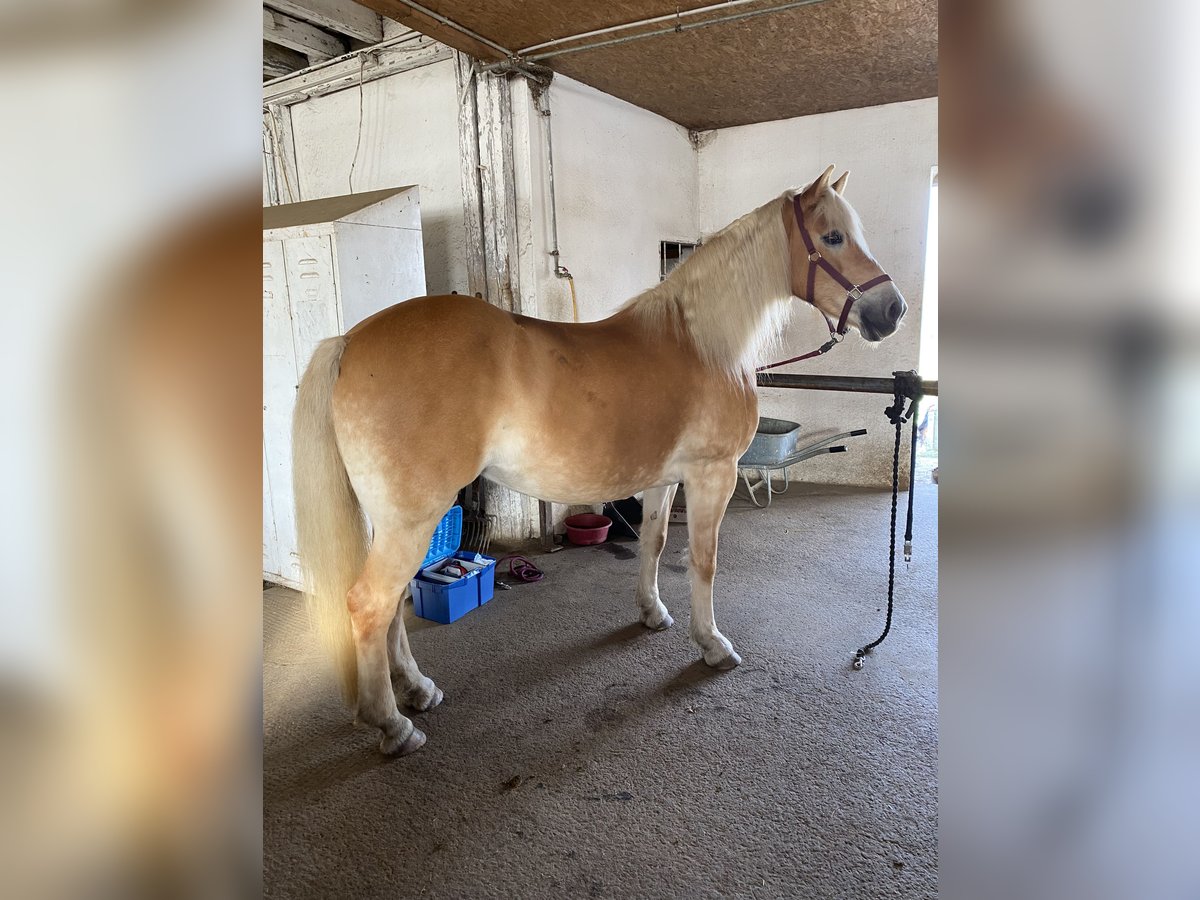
[{"xmin": 333, "ymin": 297, "xmax": 510, "ymax": 529}]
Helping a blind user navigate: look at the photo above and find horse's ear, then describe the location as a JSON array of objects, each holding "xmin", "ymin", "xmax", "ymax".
[
  {"xmin": 806, "ymin": 168, "xmax": 835, "ymax": 200},
  {"xmin": 807, "ymin": 164, "xmax": 836, "ymax": 197},
  {"xmin": 832, "ymin": 171, "xmax": 850, "ymax": 195}
]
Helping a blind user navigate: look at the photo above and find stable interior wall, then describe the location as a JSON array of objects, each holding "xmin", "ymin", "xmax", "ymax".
[
  {"xmin": 283, "ymin": 58, "xmax": 468, "ymax": 297},
  {"xmin": 513, "ymin": 75, "xmax": 699, "ymax": 325},
  {"xmin": 698, "ymin": 97, "xmax": 938, "ymax": 487}
]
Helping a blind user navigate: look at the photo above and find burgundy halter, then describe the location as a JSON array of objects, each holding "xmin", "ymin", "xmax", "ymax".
[{"xmin": 757, "ymin": 195, "xmax": 893, "ymax": 372}]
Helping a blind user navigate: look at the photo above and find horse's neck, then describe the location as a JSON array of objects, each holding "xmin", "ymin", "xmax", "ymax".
[
  {"xmin": 607, "ymin": 198, "xmax": 790, "ymax": 377},
  {"xmin": 615, "ymin": 282, "xmax": 782, "ymax": 383},
  {"xmin": 667, "ymin": 206, "xmax": 790, "ymax": 376}
]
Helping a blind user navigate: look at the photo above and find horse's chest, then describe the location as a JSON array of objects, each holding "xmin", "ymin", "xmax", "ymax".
[{"xmin": 689, "ymin": 388, "xmax": 758, "ymax": 455}]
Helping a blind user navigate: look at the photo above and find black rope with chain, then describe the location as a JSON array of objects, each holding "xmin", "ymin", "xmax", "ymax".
[{"xmin": 853, "ymin": 372, "xmax": 921, "ymax": 670}]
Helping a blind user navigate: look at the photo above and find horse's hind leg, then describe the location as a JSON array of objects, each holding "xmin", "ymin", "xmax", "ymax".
[
  {"xmin": 682, "ymin": 461, "xmax": 741, "ymax": 670},
  {"xmin": 636, "ymin": 484, "xmax": 678, "ymax": 630},
  {"xmin": 387, "ymin": 593, "xmax": 443, "ymax": 711},
  {"xmin": 348, "ymin": 534, "xmax": 434, "ymax": 755}
]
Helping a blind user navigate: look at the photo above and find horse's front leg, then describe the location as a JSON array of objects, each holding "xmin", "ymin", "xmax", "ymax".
[
  {"xmin": 682, "ymin": 461, "xmax": 741, "ymax": 670},
  {"xmin": 635, "ymin": 483, "xmax": 678, "ymax": 630}
]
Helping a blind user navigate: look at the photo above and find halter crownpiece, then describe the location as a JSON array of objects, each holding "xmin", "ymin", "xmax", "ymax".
[{"xmin": 756, "ymin": 195, "xmax": 893, "ymax": 372}]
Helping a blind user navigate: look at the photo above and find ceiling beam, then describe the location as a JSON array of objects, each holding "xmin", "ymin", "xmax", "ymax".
[
  {"xmin": 263, "ymin": 40, "xmax": 310, "ymax": 79},
  {"xmin": 264, "ymin": 8, "xmax": 348, "ymax": 63},
  {"xmin": 353, "ymin": 1, "xmax": 508, "ymax": 62},
  {"xmin": 264, "ymin": 38, "xmax": 450, "ymax": 106},
  {"xmin": 264, "ymin": 0, "xmax": 383, "ymax": 45}
]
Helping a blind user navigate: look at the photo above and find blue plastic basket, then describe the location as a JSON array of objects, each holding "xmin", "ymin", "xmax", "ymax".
[
  {"xmin": 411, "ymin": 506, "xmax": 496, "ymax": 624},
  {"xmin": 421, "ymin": 505, "xmax": 463, "ymax": 569}
]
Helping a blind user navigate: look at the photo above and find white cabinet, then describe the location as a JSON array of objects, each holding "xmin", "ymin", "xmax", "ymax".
[{"xmin": 263, "ymin": 186, "xmax": 426, "ymax": 587}]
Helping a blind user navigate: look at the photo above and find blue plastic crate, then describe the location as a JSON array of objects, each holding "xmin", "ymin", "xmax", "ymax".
[{"xmin": 411, "ymin": 506, "xmax": 497, "ymax": 624}]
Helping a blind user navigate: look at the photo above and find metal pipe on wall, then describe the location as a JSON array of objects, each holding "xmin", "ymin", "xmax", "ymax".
[
  {"xmin": 519, "ymin": 0, "xmax": 792, "ymax": 55},
  {"xmin": 389, "ymin": 0, "xmax": 515, "ymax": 58},
  {"xmin": 535, "ymin": 90, "xmax": 565, "ymax": 270},
  {"xmin": 524, "ymin": 0, "xmax": 833, "ymax": 63}
]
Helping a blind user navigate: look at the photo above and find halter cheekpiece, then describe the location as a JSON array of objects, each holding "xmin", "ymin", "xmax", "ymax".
[{"xmin": 756, "ymin": 195, "xmax": 893, "ymax": 372}]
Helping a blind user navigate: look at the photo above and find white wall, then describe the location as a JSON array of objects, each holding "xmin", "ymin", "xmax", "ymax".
[
  {"xmin": 286, "ymin": 59, "xmax": 467, "ymax": 297},
  {"xmin": 515, "ymin": 76, "xmax": 698, "ymax": 324},
  {"xmin": 274, "ymin": 67, "xmax": 699, "ymax": 323},
  {"xmin": 698, "ymin": 97, "xmax": 938, "ymax": 486}
]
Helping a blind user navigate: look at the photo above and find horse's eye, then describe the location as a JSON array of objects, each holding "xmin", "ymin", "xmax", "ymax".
[{"xmin": 822, "ymin": 231, "xmax": 844, "ymax": 246}]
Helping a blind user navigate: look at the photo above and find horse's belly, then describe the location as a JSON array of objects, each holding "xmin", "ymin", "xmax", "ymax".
[{"xmin": 481, "ymin": 456, "xmax": 681, "ymax": 505}]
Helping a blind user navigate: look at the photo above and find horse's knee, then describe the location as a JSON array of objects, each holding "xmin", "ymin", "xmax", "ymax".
[{"xmin": 691, "ymin": 554, "xmax": 716, "ymax": 583}]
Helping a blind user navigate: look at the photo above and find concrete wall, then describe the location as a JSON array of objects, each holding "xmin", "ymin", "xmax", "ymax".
[
  {"xmin": 514, "ymin": 76, "xmax": 698, "ymax": 324},
  {"xmin": 698, "ymin": 97, "xmax": 938, "ymax": 486},
  {"xmin": 286, "ymin": 58, "xmax": 467, "ymax": 297}
]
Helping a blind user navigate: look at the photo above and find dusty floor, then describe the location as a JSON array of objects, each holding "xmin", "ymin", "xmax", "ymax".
[{"xmin": 264, "ymin": 483, "xmax": 938, "ymax": 899}]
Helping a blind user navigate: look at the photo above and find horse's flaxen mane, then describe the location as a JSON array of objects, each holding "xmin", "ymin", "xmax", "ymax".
[{"xmin": 622, "ymin": 191, "xmax": 796, "ymax": 379}]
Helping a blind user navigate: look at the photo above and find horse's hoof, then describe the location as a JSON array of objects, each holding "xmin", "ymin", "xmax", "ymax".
[
  {"xmin": 380, "ymin": 726, "xmax": 426, "ymax": 756},
  {"xmin": 642, "ymin": 610, "xmax": 674, "ymax": 631},
  {"xmin": 406, "ymin": 681, "xmax": 444, "ymax": 712},
  {"xmin": 705, "ymin": 648, "xmax": 742, "ymax": 671}
]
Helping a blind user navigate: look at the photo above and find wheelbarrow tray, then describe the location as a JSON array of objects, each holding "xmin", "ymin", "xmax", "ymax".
[{"xmin": 738, "ymin": 417, "xmax": 802, "ymax": 467}]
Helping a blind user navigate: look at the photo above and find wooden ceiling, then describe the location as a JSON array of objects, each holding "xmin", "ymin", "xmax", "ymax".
[
  {"xmin": 264, "ymin": 0, "xmax": 387, "ymax": 80},
  {"xmin": 359, "ymin": 0, "xmax": 937, "ymax": 130}
]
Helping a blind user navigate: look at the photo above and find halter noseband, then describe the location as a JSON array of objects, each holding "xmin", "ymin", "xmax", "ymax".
[{"xmin": 757, "ymin": 195, "xmax": 894, "ymax": 372}]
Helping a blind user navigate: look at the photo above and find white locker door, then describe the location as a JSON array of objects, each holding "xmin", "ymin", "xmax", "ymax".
[
  {"xmin": 284, "ymin": 236, "xmax": 342, "ymax": 374},
  {"xmin": 263, "ymin": 443, "xmax": 278, "ymax": 577},
  {"xmin": 263, "ymin": 239, "xmax": 302, "ymax": 587}
]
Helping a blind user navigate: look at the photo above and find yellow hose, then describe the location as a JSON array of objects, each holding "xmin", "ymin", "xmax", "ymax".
[{"xmin": 567, "ymin": 274, "xmax": 579, "ymax": 323}]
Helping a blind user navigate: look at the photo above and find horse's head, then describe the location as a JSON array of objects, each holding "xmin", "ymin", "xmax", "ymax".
[{"xmin": 785, "ymin": 165, "xmax": 907, "ymax": 343}]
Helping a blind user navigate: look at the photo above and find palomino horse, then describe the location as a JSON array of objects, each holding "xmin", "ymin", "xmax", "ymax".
[{"xmin": 293, "ymin": 165, "xmax": 907, "ymax": 755}]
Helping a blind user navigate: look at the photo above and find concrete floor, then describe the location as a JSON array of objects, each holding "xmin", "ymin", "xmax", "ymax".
[{"xmin": 264, "ymin": 483, "xmax": 938, "ymax": 899}]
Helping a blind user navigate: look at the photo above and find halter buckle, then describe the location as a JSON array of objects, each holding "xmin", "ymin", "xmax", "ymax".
[
  {"xmin": 831, "ymin": 331, "xmax": 845, "ymax": 343},
  {"xmin": 808, "ymin": 251, "xmax": 822, "ymax": 262},
  {"xmin": 849, "ymin": 287, "xmax": 863, "ymax": 300}
]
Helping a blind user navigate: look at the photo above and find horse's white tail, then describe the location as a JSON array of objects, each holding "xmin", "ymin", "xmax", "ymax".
[{"xmin": 292, "ymin": 336, "xmax": 366, "ymax": 707}]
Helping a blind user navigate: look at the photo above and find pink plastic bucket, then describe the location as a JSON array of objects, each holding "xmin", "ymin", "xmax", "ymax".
[{"xmin": 564, "ymin": 513, "xmax": 612, "ymax": 545}]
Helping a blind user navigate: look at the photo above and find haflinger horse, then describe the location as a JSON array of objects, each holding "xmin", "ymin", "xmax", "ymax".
[{"xmin": 293, "ymin": 165, "xmax": 907, "ymax": 755}]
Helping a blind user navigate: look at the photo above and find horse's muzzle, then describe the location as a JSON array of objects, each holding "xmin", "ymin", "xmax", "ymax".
[{"xmin": 860, "ymin": 285, "xmax": 908, "ymax": 341}]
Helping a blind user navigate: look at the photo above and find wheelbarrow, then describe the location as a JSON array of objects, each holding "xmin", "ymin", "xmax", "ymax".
[{"xmin": 736, "ymin": 417, "xmax": 868, "ymax": 507}]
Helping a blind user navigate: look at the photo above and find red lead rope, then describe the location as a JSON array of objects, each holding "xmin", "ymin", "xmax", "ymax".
[{"xmin": 758, "ymin": 196, "xmax": 893, "ymax": 372}]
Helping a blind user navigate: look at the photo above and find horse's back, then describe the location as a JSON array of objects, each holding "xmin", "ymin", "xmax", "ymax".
[{"xmin": 330, "ymin": 293, "xmax": 756, "ymax": 508}]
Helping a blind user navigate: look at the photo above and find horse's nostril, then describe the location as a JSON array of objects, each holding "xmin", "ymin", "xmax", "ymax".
[{"xmin": 888, "ymin": 297, "xmax": 907, "ymax": 324}]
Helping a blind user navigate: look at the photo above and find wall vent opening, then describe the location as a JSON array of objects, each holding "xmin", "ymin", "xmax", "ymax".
[{"xmin": 660, "ymin": 240, "xmax": 700, "ymax": 280}]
